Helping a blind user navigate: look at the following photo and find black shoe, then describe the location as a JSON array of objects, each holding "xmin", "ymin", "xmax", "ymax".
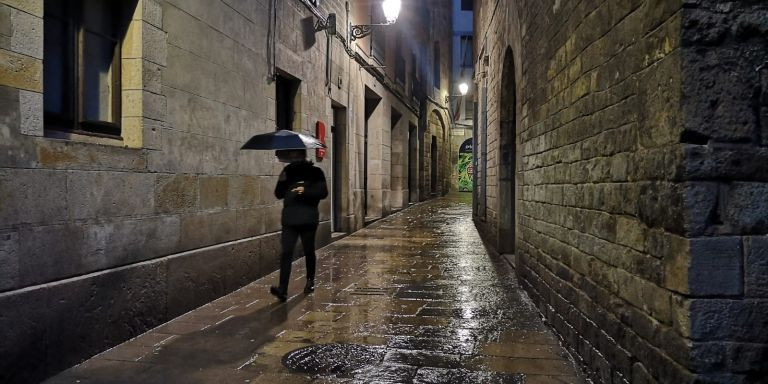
[
  {"xmin": 270, "ymin": 286, "xmax": 287, "ymax": 302},
  {"xmin": 304, "ymin": 279, "xmax": 315, "ymax": 293}
]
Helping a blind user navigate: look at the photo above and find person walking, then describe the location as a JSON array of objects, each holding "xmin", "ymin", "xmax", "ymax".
[{"xmin": 270, "ymin": 149, "xmax": 328, "ymax": 302}]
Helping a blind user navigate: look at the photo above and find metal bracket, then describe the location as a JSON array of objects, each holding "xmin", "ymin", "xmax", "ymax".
[
  {"xmin": 316, "ymin": 13, "xmax": 337, "ymax": 35},
  {"xmin": 350, "ymin": 24, "xmax": 373, "ymax": 40}
]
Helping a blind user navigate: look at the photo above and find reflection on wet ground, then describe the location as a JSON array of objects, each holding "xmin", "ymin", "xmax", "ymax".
[{"xmin": 45, "ymin": 194, "xmax": 584, "ymax": 384}]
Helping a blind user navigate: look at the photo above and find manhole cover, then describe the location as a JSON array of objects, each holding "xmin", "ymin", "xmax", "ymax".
[{"xmin": 281, "ymin": 343, "xmax": 384, "ymax": 375}]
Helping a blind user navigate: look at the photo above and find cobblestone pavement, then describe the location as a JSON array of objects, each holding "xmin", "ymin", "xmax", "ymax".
[{"xmin": 45, "ymin": 195, "xmax": 585, "ymax": 384}]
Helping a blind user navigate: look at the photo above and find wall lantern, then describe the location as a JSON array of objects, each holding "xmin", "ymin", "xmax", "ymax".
[
  {"xmin": 458, "ymin": 82, "xmax": 469, "ymax": 96},
  {"xmin": 350, "ymin": 0, "xmax": 402, "ymax": 40},
  {"xmin": 446, "ymin": 82, "xmax": 470, "ymax": 103}
]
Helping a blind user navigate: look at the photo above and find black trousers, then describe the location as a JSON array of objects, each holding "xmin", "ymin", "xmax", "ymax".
[{"xmin": 278, "ymin": 224, "xmax": 318, "ymax": 290}]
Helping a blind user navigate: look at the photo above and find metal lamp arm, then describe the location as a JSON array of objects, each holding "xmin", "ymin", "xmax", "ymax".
[{"xmin": 350, "ymin": 21, "xmax": 394, "ymax": 40}]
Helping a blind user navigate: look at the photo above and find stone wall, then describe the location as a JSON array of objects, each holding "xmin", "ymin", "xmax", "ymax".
[
  {"xmin": 0, "ymin": 0, "xmax": 453, "ymax": 382},
  {"xmin": 473, "ymin": 0, "xmax": 767, "ymax": 382},
  {"xmin": 679, "ymin": 0, "xmax": 768, "ymax": 381}
]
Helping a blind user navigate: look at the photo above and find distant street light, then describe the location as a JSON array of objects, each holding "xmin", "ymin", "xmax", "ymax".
[
  {"xmin": 458, "ymin": 82, "xmax": 469, "ymax": 96},
  {"xmin": 446, "ymin": 82, "xmax": 470, "ymax": 104}
]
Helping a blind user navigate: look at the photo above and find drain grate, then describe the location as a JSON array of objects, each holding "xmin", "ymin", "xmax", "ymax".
[
  {"xmin": 350, "ymin": 287, "xmax": 390, "ymax": 296},
  {"xmin": 282, "ymin": 343, "xmax": 384, "ymax": 375}
]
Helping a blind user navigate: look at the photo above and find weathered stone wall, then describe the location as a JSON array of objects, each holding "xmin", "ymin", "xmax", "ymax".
[
  {"xmin": 0, "ymin": 0, "xmax": 453, "ymax": 382},
  {"xmin": 474, "ymin": 0, "xmax": 767, "ymax": 382},
  {"xmin": 678, "ymin": 1, "xmax": 768, "ymax": 381}
]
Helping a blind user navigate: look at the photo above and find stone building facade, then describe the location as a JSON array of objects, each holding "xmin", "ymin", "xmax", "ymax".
[
  {"xmin": 0, "ymin": 0, "xmax": 453, "ymax": 382},
  {"xmin": 473, "ymin": 0, "xmax": 768, "ymax": 383}
]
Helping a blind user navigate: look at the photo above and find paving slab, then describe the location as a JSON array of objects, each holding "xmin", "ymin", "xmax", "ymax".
[{"xmin": 44, "ymin": 195, "xmax": 585, "ymax": 384}]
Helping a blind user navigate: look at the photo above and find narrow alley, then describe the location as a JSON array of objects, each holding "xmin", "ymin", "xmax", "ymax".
[
  {"xmin": 2, "ymin": 0, "xmax": 767, "ymax": 382},
  {"xmin": 44, "ymin": 196, "xmax": 583, "ymax": 384}
]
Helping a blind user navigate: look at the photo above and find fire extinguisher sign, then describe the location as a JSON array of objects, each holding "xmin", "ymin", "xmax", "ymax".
[{"xmin": 316, "ymin": 121, "xmax": 326, "ymax": 161}]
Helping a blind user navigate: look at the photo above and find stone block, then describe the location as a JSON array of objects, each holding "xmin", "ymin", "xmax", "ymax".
[
  {"xmin": 147, "ymin": 128, "xmax": 206, "ymax": 173},
  {"xmin": 18, "ymin": 89, "xmax": 41, "ymax": 135},
  {"xmin": 0, "ymin": 5, "xmax": 10, "ymax": 39},
  {"xmin": 199, "ymin": 176, "xmax": 229, "ymax": 210},
  {"xmin": 0, "ymin": 284, "xmax": 50, "ymax": 384},
  {"xmin": 179, "ymin": 209, "xmax": 238, "ymax": 251},
  {"xmin": 0, "ymin": 169, "xmax": 68, "ymax": 226},
  {"xmin": 228, "ymin": 175, "xmax": 260, "ymax": 209},
  {"xmin": 154, "ymin": 174, "xmax": 198, "ymax": 214},
  {"xmin": 143, "ymin": 90, "xmax": 167, "ymax": 121},
  {"xmin": 16, "ymin": 223, "xmax": 89, "ymax": 287},
  {"xmin": 142, "ymin": 59, "xmax": 163, "ymax": 94},
  {"xmin": 681, "ymin": 48, "xmax": 757, "ymax": 143},
  {"xmin": 0, "ymin": 47, "xmax": 41, "ymax": 91},
  {"xmin": 122, "ymin": 89, "xmax": 143, "ymax": 117},
  {"xmin": 9, "ymin": 8, "xmax": 41, "ymax": 59},
  {"xmin": 122, "ymin": 58, "xmax": 143, "ymax": 90},
  {"xmin": 164, "ymin": 45, "xmax": 218, "ymax": 98},
  {"xmin": 725, "ymin": 342, "xmax": 768, "ymax": 374},
  {"xmin": 166, "ymin": 236, "xmax": 263, "ymax": 318},
  {"xmin": 689, "ymin": 299, "xmax": 768, "ymax": 343},
  {"xmin": 67, "ymin": 171, "xmax": 155, "ymax": 220},
  {"xmin": 684, "ymin": 144, "xmax": 768, "ymax": 182},
  {"xmin": 682, "ymin": 182, "xmax": 719, "ymax": 236},
  {"xmin": 122, "ymin": 18, "xmax": 142, "ymax": 59},
  {"xmin": 722, "ymin": 183, "xmax": 768, "ymax": 235},
  {"xmin": 744, "ymin": 236, "xmax": 768, "ymax": 298},
  {"xmin": 82, "ymin": 215, "xmax": 181, "ymax": 268},
  {"xmin": 2, "ymin": 0, "xmax": 42, "ymax": 17},
  {"xmin": 234, "ymin": 207, "xmax": 265, "ymax": 239},
  {"xmin": 142, "ymin": 118, "xmax": 163, "ymax": 150},
  {"xmin": 143, "ymin": 0, "xmax": 162, "ymax": 28},
  {"xmin": 142, "ymin": 21, "xmax": 166, "ymax": 66},
  {"xmin": 685, "ymin": 237, "xmax": 743, "ymax": 296},
  {"xmin": 37, "ymin": 140, "xmax": 148, "ymax": 171},
  {"xmin": 0, "ymin": 230, "xmax": 19, "ymax": 291},
  {"xmin": 263, "ymin": 203, "xmax": 283, "ymax": 233},
  {"xmin": 45, "ymin": 261, "xmax": 167, "ymax": 379},
  {"xmin": 616, "ymin": 217, "xmax": 647, "ymax": 252},
  {"xmin": 637, "ymin": 182, "xmax": 685, "ymax": 235}
]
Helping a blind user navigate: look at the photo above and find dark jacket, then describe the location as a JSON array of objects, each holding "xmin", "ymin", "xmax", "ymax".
[{"xmin": 274, "ymin": 160, "xmax": 328, "ymax": 226}]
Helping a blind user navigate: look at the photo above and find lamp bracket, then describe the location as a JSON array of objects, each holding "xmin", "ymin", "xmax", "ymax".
[{"xmin": 350, "ymin": 22, "xmax": 394, "ymax": 40}]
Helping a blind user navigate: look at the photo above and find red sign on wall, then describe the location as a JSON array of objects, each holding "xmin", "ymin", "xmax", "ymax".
[{"xmin": 316, "ymin": 121, "xmax": 326, "ymax": 161}]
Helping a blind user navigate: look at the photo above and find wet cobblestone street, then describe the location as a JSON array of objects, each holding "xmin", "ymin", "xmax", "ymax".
[{"xmin": 45, "ymin": 195, "xmax": 584, "ymax": 384}]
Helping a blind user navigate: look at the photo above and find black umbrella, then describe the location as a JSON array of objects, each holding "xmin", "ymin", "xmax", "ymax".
[{"xmin": 241, "ymin": 129, "xmax": 326, "ymax": 150}]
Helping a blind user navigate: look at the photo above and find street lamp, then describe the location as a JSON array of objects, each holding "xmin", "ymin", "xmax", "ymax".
[
  {"xmin": 350, "ymin": 0, "xmax": 402, "ymax": 41},
  {"xmin": 458, "ymin": 82, "xmax": 469, "ymax": 96},
  {"xmin": 445, "ymin": 82, "xmax": 470, "ymax": 103}
]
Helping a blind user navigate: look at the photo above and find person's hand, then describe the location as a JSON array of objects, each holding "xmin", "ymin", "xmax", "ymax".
[{"xmin": 291, "ymin": 186, "xmax": 305, "ymax": 194}]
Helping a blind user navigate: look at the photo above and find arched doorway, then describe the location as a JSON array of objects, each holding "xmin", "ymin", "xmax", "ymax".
[
  {"xmin": 425, "ymin": 110, "xmax": 447, "ymax": 197},
  {"xmin": 498, "ymin": 47, "xmax": 517, "ymax": 254}
]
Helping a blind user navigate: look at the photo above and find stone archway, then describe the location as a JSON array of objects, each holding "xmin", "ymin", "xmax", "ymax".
[{"xmin": 498, "ymin": 47, "xmax": 517, "ymax": 255}]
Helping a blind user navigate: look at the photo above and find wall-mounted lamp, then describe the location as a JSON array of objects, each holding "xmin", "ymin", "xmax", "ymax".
[
  {"xmin": 350, "ymin": 0, "xmax": 402, "ymax": 41},
  {"xmin": 445, "ymin": 82, "xmax": 469, "ymax": 103}
]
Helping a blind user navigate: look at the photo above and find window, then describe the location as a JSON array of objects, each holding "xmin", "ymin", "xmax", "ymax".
[
  {"xmin": 460, "ymin": 36, "xmax": 474, "ymax": 68},
  {"xmin": 461, "ymin": 0, "xmax": 473, "ymax": 11},
  {"xmin": 395, "ymin": 31, "xmax": 405, "ymax": 85},
  {"xmin": 370, "ymin": 5, "xmax": 386, "ymax": 64},
  {"xmin": 44, "ymin": 0, "xmax": 132, "ymax": 137},
  {"xmin": 433, "ymin": 43, "xmax": 441, "ymax": 88},
  {"xmin": 275, "ymin": 73, "xmax": 300, "ymax": 131},
  {"xmin": 465, "ymin": 98, "xmax": 475, "ymax": 120}
]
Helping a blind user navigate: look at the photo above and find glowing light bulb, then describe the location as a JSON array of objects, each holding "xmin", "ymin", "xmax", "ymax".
[
  {"xmin": 458, "ymin": 82, "xmax": 469, "ymax": 95},
  {"xmin": 382, "ymin": 0, "xmax": 401, "ymax": 24}
]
